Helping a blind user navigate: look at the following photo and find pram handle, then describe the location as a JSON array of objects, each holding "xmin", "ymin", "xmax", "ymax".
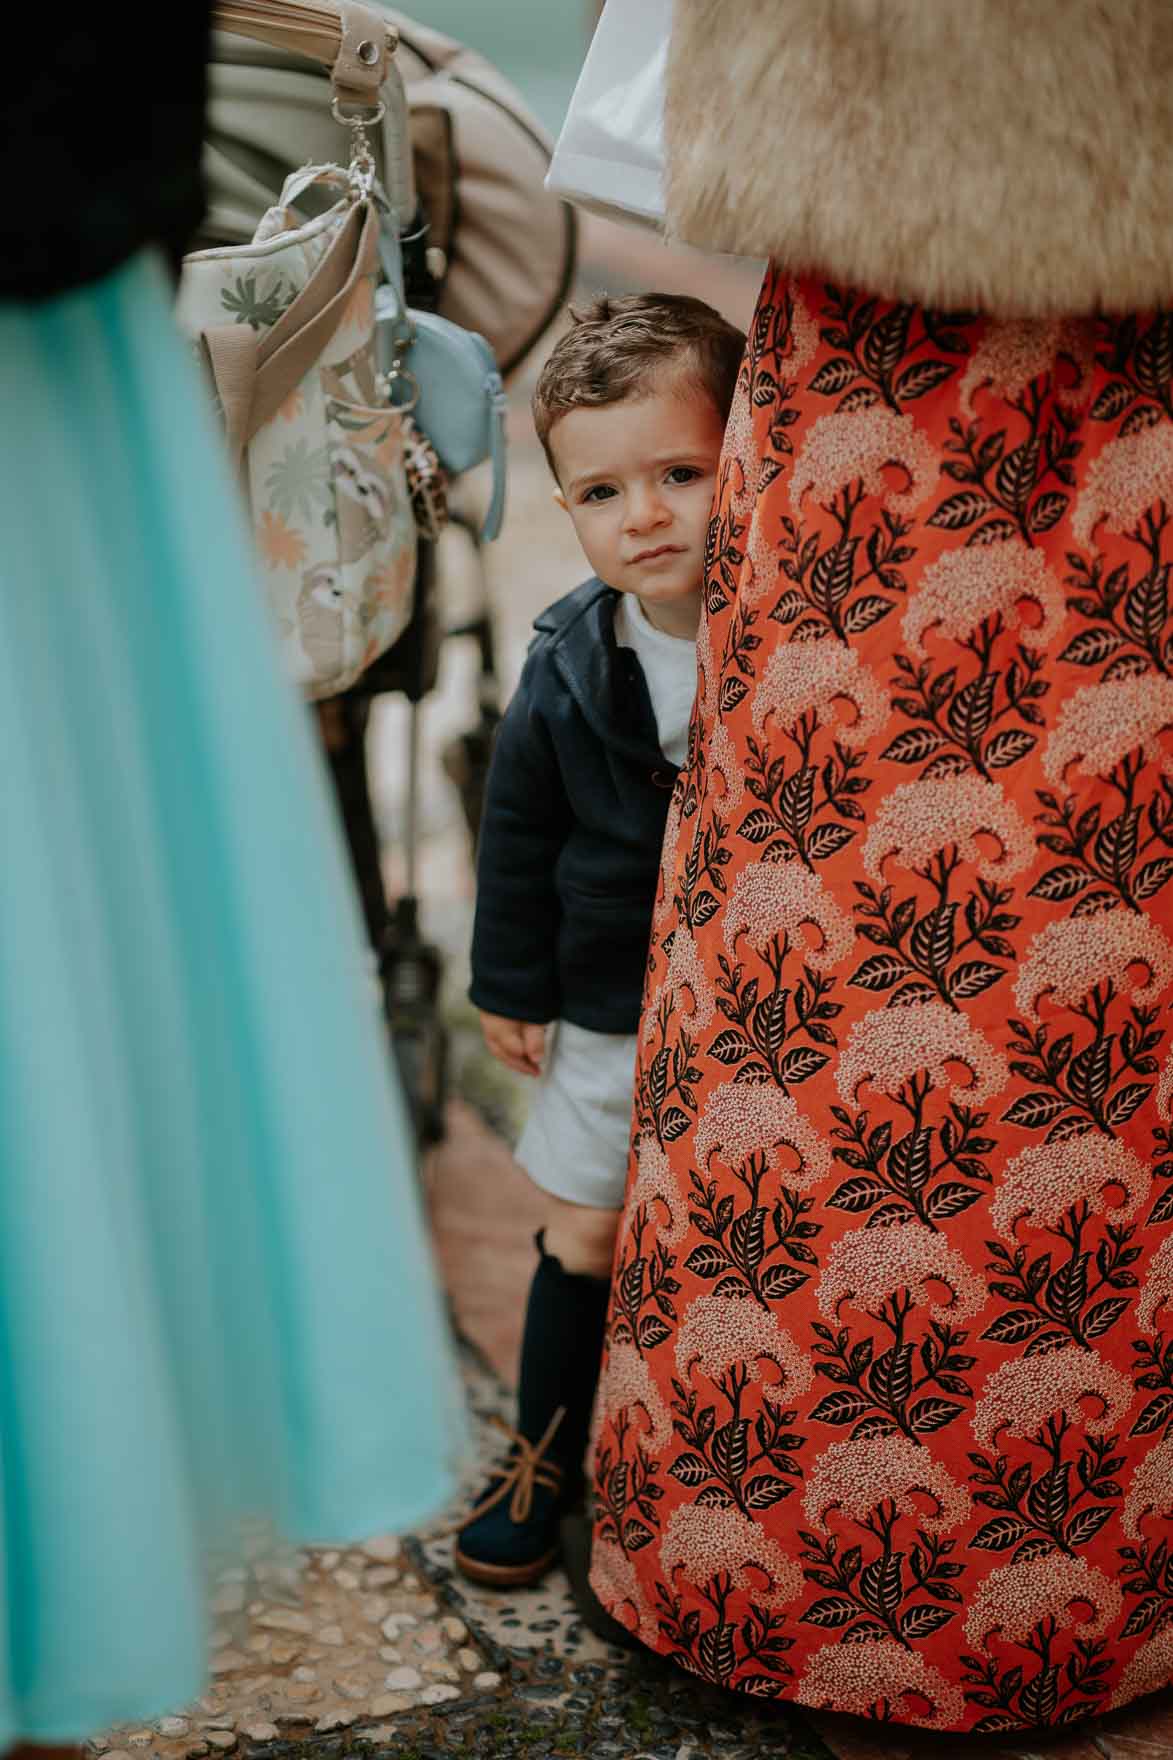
[
  {"xmin": 212, "ymin": 1, "xmax": 393, "ymax": 93},
  {"xmin": 210, "ymin": 0, "xmax": 416, "ymax": 227}
]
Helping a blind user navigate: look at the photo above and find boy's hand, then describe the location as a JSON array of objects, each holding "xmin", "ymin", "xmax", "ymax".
[{"xmin": 479, "ymin": 1012, "xmax": 548, "ymax": 1078}]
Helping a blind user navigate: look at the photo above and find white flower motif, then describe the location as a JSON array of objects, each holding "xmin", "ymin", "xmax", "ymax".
[
  {"xmin": 659, "ymin": 1504, "xmax": 804, "ymax": 1606},
  {"xmin": 654, "ymin": 793, "xmax": 684, "ymax": 928},
  {"xmin": 590, "ymin": 1536, "xmax": 655, "ymax": 1641},
  {"xmin": 708, "ymin": 720, "xmax": 744, "ymax": 810},
  {"xmin": 676, "ymin": 1295, "xmax": 814, "ymax": 1403},
  {"xmin": 724, "ymin": 863, "xmax": 854, "ymax": 968},
  {"xmin": 644, "ymin": 924, "xmax": 716, "ymax": 1041},
  {"xmin": 902, "ymin": 540, "xmax": 1066, "ymax": 656},
  {"xmin": 693, "ymin": 1079, "xmax": 832, "ymax": 1184},
  {"xmin": 817, "ymin": 1222, "xmax": 986, "ymax": 1322},
  {"xmin": 1043, "ymin": 676, "xmax": 1173, "ymax": 783},
  {"xmin": 990, "ymin": 1140, "xmax": 1151, "ymax": 1236},
  {"xmin": 598, "ymin": 1339, "xmax": 674, "ymax": 1449},
  {"xmin": 957, "ymin": 319, "xmax": 1094, "ymax": 420},
  {"xmin": 1073, "ymin": 422, "xmax": 1173, "ymax": 546},
  {"xmin": 790, "ymin": 408, "xmax": 938, "ymax": 517},
  {"xmin": 963, "ymin": 1556, "xmax": 1122, "ymax": 1647},
  {"xmin": 624, "ymin": 1134, "xmax": 689, "ymax": 1246},
  {"xmin": 836, "ymin": 1001, "xmax": 1008, "ymax": 1106},
  {"xmin": 1121, "ymin": 1435, "xmax": 1173, "ymax": 1539},
  {"xmin": 803, "ymin": 1436, "xmax": 970, "ymax": 1532},
  {"xmin": 741, "ymin": 496, "xmax": 784, "ymax": 608},
  {"xmin": 797, "ymin": 1641, "xmax": 965, "ymax": 1729},
  {"xmin": 1137, "ymin": 1233, "xmax": 1173, "ymax": 1334},
  {"xmin": 787, "ymin": 288, "xmax": 820, "ymax": 372},
  {"xmin": 971, "ymin": 1350, "xmax": 1134, "ymax": 1446},
  {"xmin": 1160, "ymin": 1038, "xmax": 1173, "ymax": 1121},
  {"xmin": 696, "ymin": 618, "xmax": 719, "ymax": 721},
  {"xmin": 1111, "ymin": 1627, "xmax": 1173, "ymax": 1711},
  {"xmin": 751, "ymin": 641, "xmax": 888, "ymax": 744},
  {"xmin": 1013, "ymin": 912, "xmax": 1173, "ymax": 1020},
  {"xmin": 863, "ymin": 776, "xmax": 1035, "ymax": 880}
]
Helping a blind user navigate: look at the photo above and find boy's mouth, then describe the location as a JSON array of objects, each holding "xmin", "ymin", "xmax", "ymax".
[{"xmin": 631, "ymin": 544, "xmax": 686, "ymax": 564}]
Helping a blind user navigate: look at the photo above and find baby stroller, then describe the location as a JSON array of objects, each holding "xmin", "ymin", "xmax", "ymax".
[{"xmin": 199, "ymin": 2, "xmax": 577, "ymax": 1143}]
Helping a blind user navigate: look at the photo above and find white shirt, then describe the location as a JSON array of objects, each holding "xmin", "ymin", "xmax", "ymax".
[{"xmin": 612, "ymin": 593, "xmax": 697, "ymax": 768}]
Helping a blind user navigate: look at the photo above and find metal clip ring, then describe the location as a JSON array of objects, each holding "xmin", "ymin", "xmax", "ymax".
[
  {"xmin": 381, "ymin": 364, "xmax": 420, "ymax": 416},
  {"xmin": 331, "ymin": 97, "xmax": 387, "ymax": 130}
]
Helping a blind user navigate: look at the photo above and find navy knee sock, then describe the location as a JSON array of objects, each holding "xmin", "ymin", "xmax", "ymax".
[{"xmin": 515, "ymin": 1230, "xmax": 611, "ymax": 1490}]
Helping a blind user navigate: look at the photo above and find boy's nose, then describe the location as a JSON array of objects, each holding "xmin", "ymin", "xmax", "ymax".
[{"xmin": 625, "ymin": 486, "xmax": 669, "ymax": 531}]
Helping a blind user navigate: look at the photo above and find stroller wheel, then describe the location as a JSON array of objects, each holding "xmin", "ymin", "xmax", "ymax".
[{"xmin": 390, "ymin": 1017, "xmax": 448, "ymax": 1149}]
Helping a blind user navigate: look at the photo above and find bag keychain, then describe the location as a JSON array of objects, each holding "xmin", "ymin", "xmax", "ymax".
[{"xmin": 373, "ymin": 215, "xmax": 508, "ymax": 542}]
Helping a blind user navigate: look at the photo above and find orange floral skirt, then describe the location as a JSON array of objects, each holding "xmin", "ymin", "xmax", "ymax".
[{"xmin": 590, "ymin": 266, "xmax": 1173, "ymax": 1733}]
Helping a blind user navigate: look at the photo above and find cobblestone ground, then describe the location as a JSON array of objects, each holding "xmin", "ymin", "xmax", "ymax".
[
  {"xmin": 92, "ymin": 1344, "xmax": 832, "ymax": 1760},
  {"xmin": 90, "ymin": 1329, "xmax": 1173, "ymax": 1759}
]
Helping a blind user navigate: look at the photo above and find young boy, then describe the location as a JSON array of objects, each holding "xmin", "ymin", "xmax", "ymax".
[{"xmin": 455, "ymin": 293, "xmax": 745, "ymax": 1590}]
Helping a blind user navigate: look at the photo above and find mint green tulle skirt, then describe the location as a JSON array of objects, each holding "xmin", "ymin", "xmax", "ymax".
[{"xmin": 0, "ymin": 251, "xmax": 465, "ymax": 1744}]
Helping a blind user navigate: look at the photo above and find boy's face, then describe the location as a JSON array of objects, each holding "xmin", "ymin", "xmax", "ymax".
[{"xmin": 548, "ymin": 378, "xmax": 725, "ymax": 635}]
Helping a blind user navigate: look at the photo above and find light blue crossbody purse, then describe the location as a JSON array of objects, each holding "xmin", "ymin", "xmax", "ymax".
[{"xmin": 374, "ymin": 268, "xmax": 508, "ymax": 541}]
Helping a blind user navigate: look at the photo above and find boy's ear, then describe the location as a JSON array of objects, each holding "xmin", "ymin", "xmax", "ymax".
[{"xmin": 552, "ymin": 487, "xmax": 568, "ymax": 513}]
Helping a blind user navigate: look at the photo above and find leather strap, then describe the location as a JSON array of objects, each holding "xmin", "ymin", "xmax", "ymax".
[
  {"xmin": 333, "ymin": 1, "xmax": 388, "ymax": 107},
  {"xmin": 202, "ymin": 324, "xmax": 259, "ymax": 467},
  {"xmin": 376, "ymin": 61, "xmax": 415, "ymax": 224},
  {"xmin": 209, "ymin": 1, "xmax": 414, "ymax": 222},
  {"xmin": 200, "ymin": 197, "xmax": 379, "ymax": 460},
  {"xmin": 251, "ymin": 200, "xmax": 379, "ymax": 438},
  {"xmin": 210, "ymin": 2, "xmax": 394, "ymax": 85}
]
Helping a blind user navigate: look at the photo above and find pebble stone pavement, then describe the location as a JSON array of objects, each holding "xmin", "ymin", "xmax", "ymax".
[
  {"xmin": 95, "ymin": 220, "xmax": 1173, "ymax": 1760},
  {"xmin": 91, "ymin": 1344, "xmax": 835, "ymax": 1760}
]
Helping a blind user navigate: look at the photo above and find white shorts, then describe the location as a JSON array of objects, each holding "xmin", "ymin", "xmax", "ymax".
[{"xmin": 514, "ymin": 1019, "xmax": 637, "ymax": 1210}]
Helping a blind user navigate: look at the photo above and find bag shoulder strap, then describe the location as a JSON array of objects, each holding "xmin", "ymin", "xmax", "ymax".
[
  {"xmin": 202, "ymin": 196, "xmax": 381, "ymax": 458},
  {"xmin": 202, "ymin": 325, "xmax": 259, "ymax": 466}
]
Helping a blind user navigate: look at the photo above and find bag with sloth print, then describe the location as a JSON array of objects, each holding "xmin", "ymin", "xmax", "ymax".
[{"xmin": 178, "ymin": 162, "xmax": 416, "ymax": 700}]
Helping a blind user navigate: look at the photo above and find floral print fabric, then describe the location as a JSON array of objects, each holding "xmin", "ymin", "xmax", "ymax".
[
  {"xmin": 178, "ymin": 172, "xmax": 416, "ymax": 700},
  {"xmin": 591, "ymin": 267, "xmax": 1173, "ymax": 1733}
]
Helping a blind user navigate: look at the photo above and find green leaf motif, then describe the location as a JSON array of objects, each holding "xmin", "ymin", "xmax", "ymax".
[
  {"xmin": 264, "ymin": 436, "xmax": 331, "ymax": 523},
  {"xmin": 219, "ymin": 271, "xmax": 291, "ymax": 331}
]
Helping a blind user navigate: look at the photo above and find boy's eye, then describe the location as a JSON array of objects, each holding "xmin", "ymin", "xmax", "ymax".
[
  {"xmin": 581, "ymin": 484, "xmax": 617, "ymax": 503},
  {"xmin": 665, "ymin": 466, "xmax": 702, "ymax": 485}
]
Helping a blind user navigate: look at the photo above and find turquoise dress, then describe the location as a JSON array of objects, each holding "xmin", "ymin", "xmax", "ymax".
[{"xmin": 0, "ymin": 250, "xmax": 465, "ymax": 1745}]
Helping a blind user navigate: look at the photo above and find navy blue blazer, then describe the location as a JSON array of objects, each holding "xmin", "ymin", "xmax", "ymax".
[{"xmin": 469, "ymin": 578, "xmax": 683, "ymax": 1033}]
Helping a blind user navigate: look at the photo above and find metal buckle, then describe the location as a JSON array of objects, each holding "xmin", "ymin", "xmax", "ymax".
[
  {"xmin": 376, "ymin": 363, "xmax": 420, "ymax": 415},
  {"xmin": 331, "ymin": 97, "xmax": 387, "ymax": 203},
  {"xmin": 330, "ymin": 97, "xmax": 387, "ymax": 129}
]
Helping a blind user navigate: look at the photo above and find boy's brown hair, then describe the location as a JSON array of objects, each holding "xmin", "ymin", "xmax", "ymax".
[{"xmin": 532, "ymin": 292, "xmax": 745, "ymax": 474}]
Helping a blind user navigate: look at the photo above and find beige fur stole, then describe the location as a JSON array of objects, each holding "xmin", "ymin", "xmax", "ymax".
[{"xmin": 665, "ymin": 0, "xmax": 1173, "ymax": 316}]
